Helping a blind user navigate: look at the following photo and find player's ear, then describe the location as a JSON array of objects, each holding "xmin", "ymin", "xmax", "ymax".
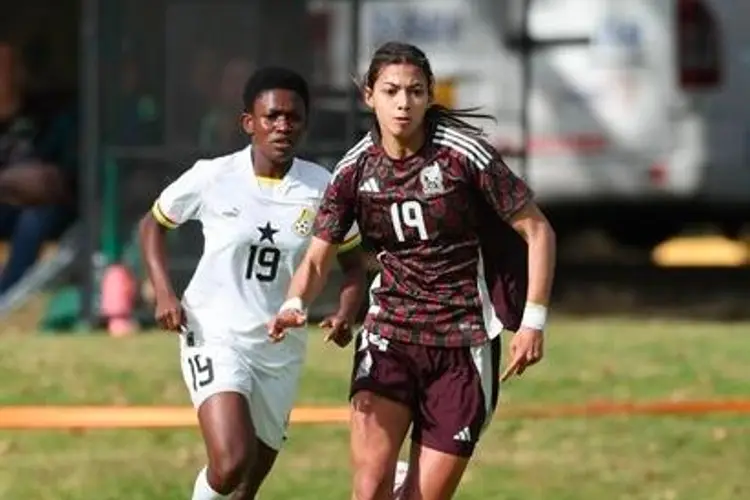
[
  {"xmin": 240, "ymin": 112, "xmax": 254, "ymax": 136},
  {"xmin": 363, "ymin": 86, "xmax": 375, "ymax": 110}
]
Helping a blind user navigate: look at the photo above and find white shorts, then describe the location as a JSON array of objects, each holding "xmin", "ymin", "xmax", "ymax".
[{"xmin": 178, "ymin": 325, "xmax": 305, "ymax": 451}]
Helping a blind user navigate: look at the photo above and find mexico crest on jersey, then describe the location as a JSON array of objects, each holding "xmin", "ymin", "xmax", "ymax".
[
  {"xmin": 292, "ymin": 207, "xmax": 316, "ymax": 237},
  {"xmin": 419, "ymin": 163, "xmax": 445, "ymax": 195}
]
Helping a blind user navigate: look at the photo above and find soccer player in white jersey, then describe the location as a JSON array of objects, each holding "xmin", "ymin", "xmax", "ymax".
[{"xmin": 139, "ymin": 67, "xmax": 367, "ymax": 500}]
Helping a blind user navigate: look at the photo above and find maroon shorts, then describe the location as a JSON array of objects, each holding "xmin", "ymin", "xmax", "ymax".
[{"xmin": 349, "ymin": 329, "xmax": 501, "ymax": 457}]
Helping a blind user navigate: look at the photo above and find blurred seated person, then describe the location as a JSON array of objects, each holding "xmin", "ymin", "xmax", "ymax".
[
  {"xmin": 111, "ymin": 55, "xmax": 160, "ymax": 146},
  {"xmin": 0, "ymin": 40, "xmax": 77, "ymax": 294},
  {"xmin": 198, "ymin": 56, "xmax": 253, "ymax": 151}
]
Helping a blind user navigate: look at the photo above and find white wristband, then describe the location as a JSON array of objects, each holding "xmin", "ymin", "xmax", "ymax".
[
  {"xmin": 520, "ymin": 302, "xmax": 548, "ymax": 331},
  {"xmin": 279, "ymin": 297, "xmax": 305, "ymax": 313}
]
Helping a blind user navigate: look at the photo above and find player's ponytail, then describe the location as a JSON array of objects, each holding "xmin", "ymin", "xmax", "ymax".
[{"xmin": 424, "ymin": 104, "xmax": 495, "ymax": 137}]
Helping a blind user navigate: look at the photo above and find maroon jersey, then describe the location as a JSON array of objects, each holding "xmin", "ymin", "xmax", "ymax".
[{"xmin": 313, "ymin": 122, "xmax": 533, "ymax": 347}]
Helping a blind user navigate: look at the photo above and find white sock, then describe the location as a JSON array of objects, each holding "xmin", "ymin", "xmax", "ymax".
[
  {"xmin": 393, "ymin": 460, "xmax": 410, "ymax": 499},
  {"xmin": 191, "ymin": 466, "xmax": 230, "ymax": 500}
]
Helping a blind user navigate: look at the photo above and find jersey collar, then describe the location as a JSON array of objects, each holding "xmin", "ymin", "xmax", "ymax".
[
  {"xmin": 245, "ymin": 145, "xmax": 300, "ymax": 196},
  {"xmin": 368, "ymin": 117, "xmax": 438, "ymax": 165}
]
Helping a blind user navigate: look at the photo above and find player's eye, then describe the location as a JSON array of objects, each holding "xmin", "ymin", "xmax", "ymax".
[
  {"xmin": 267, "ymin": 111, "xmax": 301, "ymax": 122},
  {"xmin": 408, "ymin": 87, "xmax": 426, "ymax": 98},
  {"xmin": 383, "ymin": 87, "xmax": 398, "ymax": 96}
]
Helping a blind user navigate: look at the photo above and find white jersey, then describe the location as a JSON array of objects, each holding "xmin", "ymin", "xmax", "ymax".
[{"xmin": 152, "ymin": 146, "xmax": 360, "ymax": 341}]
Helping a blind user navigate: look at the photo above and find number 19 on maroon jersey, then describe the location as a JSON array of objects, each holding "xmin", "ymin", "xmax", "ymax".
[{"xmin": 390, "ymin": 201, "xmax": 429, "ymax": 242}]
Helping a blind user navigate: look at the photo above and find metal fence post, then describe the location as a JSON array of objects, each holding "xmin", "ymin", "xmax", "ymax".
[
  {"xmin": 346, "ymin": 0, "xmax": 362, "ymax": 144},
  {"xmin": 519, "ymin": 0, "xmax": 531, "ymax": 180},
  {"xmin": 80, "ymin": 0, "xmax": 101, "ymax": 329}
]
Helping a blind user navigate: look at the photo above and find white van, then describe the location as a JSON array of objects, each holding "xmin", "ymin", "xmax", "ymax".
[{"xmin": 315, "ymin": 0, "xmax": 750, "ymax": 249}]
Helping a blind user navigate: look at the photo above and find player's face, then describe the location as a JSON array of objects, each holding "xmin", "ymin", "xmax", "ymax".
[
  {"xmin": 365, "ymin": 63, "xmax": 430, "ymax": 142},
  {"xmin": 242, "ymin": 89, "xmax": 307, "ymax": 164}
]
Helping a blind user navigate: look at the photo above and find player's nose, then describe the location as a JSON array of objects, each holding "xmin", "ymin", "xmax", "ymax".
[
  {"xmin": 395, "ymin": 89, "xmax": 410, "ymax": 109},
  {"xmin": 274, "ymin": 119, "xmax": 292, "ymax": 133}
]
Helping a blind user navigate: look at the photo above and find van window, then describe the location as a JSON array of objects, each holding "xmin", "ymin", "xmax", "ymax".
[{"xmin": 677, "ymin": 0, "xmax": 722, "ymax": 89}]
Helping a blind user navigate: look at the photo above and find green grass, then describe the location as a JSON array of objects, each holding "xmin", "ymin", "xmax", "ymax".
[{"xmin": 0, "ymin": 317, "xmax": 749, "ymax": 499}]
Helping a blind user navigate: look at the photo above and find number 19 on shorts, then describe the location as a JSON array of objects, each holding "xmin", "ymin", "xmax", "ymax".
[{"xmin": 390, "ymin": 201, "xmax": 428, "ymax": 242}]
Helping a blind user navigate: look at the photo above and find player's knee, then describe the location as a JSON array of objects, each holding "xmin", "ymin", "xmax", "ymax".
[
  {"xmin": 352, "ymin": 473, "xmax": 389, "ymax": 500},
  {"xmin": 352, "ymin": 459, "xmax": 394, "ymax": 500},
  {"xmin": 207, "ymin": 445, "xmax": 254, "ymax": 494}
]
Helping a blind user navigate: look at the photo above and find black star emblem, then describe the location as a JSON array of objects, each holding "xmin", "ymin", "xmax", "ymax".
[{"xmin": 257, "ymin": 222, "xmax": 279, "ymax": 244}]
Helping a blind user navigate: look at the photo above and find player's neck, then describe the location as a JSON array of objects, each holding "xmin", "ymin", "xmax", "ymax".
[
  {"xmin": 381, "ymin": 127, "xmax": 426, "ymax": 160},
  {"xmin": 251, "ymin": 150, "xmax": 293, "ymax": 179}
]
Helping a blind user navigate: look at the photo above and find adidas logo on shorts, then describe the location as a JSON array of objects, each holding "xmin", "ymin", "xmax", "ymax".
[{"xmin": 453, "ymin": 426, "xmax": 472, "ymax": 442}]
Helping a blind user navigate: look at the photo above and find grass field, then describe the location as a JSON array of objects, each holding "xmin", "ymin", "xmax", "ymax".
[{"xmin": 0, "ymin": 317, "xmax": 749, "ymax": 499}]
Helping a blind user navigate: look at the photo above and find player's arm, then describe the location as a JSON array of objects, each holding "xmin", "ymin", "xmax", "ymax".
[
  {"xmin": 139, "ymin": 161, "xmax": 208, "ymax": 330},
  {"xmin": 281, "ymin": 166, "xmax": 359, "ymax": 314},
  {"xmin": 139, "ymin": 211, "xmax": 176, "ymax": 304},
  {"xmin": 332, "ymin": 224, "xmax": 367, "ymax": 324},
  {"xmin": 283, "ymin": 236, "xmax": 339, "ymax": 318},
  {"xmin": 471, "ymin": 151, "xmax": 556, "ymax": 330},
  {"xmin": 508, "ymin": 203, "xmax": 556, "ymax": 318}
]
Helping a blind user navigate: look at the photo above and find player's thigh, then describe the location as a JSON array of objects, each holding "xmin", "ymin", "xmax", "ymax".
[
  {"xmin": 197, "ymin": 392, "xmax": 255, "ymax": 475},
  {"xmin": 400, "ymin": 442, "xmax": 469, "ymax": 500},
  {"xmin": 233, "ymin": 439, "xmax": 280, "ymax": 500},
  {"xmin": 180, "ymin": 340, "xmax": 256, "ymax": 462},
  {"xmin": 400, "ymin": 343, "xmax": 497, "ymax": 500},
  {"xmin": 234, "ymin": 366, "xmax": 291, "ymax": 499},
  {"xmin": 230, "ymin": 348, "xmax": 304, "ymax": 497},
  {"xmin": 248, "ymin": 356, "xmax": 304, "ymax": 452},
  {"xmin": 349, "ymin": 330, "xmax": 414, "ymax": 479}
]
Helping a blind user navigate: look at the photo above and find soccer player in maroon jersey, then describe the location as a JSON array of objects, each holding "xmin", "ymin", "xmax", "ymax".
[{"xmin": 268, "ymin": 41, "xmax": 556, "ymax": 500}]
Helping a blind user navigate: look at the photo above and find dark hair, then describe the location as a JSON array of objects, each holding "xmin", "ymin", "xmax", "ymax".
[
  {"xmin": 242, "ymin": 66, "xmax": 310, "ymax": 112},
  {"xmin": 362, "ymin": 41, "xmax": 495, "ymax": 136}
]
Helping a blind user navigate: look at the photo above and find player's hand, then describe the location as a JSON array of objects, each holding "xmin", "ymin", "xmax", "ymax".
[
  {"xmin": 320, "ymin": 315, "xmax": 353, "ymax": 347},
  {"xmin": 267, "ymin": 309, "xmax": 307, "ymax": 343},
  {"xmin": 501, "ymin": 327, "xmax": 544, "ymax": 381},
  {"xmin": 154, "ymin": 293, "xmax": 185, "ymax": 332}
]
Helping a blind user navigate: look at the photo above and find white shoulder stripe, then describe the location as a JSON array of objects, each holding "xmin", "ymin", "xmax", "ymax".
[
  {"xmin": 331, "ymin": 134, "xmax": 373, "ymax": 182},
  {"xmin": 437, "ymin": 125, "xmax": 493, "ymax": 162},
  {"xmin": 434, "ymin": 135, "xmax": 492, "ymax": 170},
  {"xmin": 339, "ymin": 135, "xmax": 371, "ymax": 164},
  {"xmin": 434, "ymin": 126, "xmax": 493, "ymax": 170},
  {"xmin": 334, "ymin": 134, "xmax": 373, "ymax": 171}
]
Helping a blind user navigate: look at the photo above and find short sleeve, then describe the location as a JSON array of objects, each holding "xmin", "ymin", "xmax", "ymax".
[
  {"xmin": 337, "ymin": 222, "xmax": 362, "ymax": 253},
  {"xmin": 312, "ymin": 162, "xmax": 358, "ymax": 245},
  {"xmin": 467, "ymin": 142, "xmax": 534, "ymax": 221},
  {"xmin": 152, "ymin": 160, "xmax": 212, "ymax": 229}
]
